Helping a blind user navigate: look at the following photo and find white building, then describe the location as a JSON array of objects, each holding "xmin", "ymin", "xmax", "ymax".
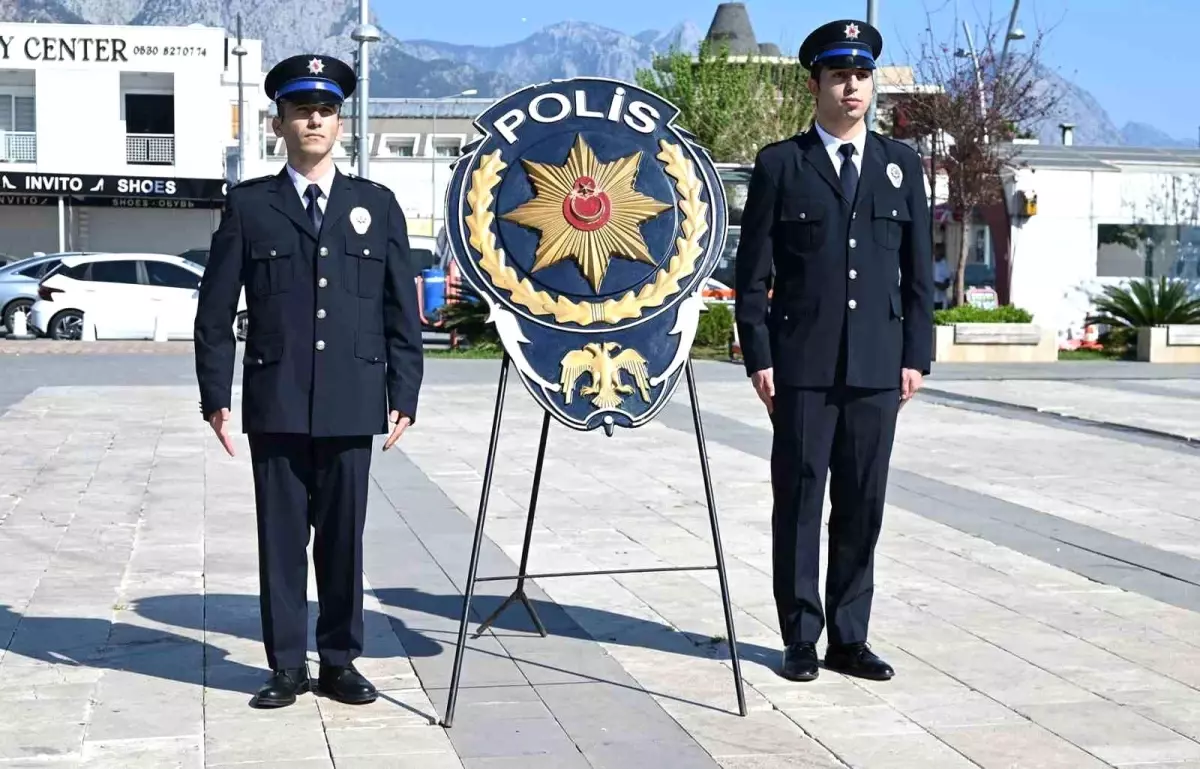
[
  {"xmin": 999, "ymin": 142, "xmax": 1200, "ymax": 341},
  {"xmin": 0, "ymin": 21, "xmax": 269, "ymax": 258}
]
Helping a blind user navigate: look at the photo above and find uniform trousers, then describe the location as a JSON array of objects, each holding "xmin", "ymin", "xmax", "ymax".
[
  {"xmin": 770, "ymin": 383, "xmax": 900, "ymax": 647},
  {"xmin": 248, "ymin": 432, "xmax": 373, "ymax": 671}
]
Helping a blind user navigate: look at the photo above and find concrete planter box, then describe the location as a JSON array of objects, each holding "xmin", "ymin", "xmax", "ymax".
[
  {"xmin": 933, "ymin": 323, "xmax": 1057, "ymax": 363},
  {"xmin": 1137, "ymin": 325, "xmax": 1200, "ymax": 363}
]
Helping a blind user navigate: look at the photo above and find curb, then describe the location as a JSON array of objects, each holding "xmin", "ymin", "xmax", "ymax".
[{"xmin": 922, "ymin": 387, "xmax": 1200, "ymax": 449}]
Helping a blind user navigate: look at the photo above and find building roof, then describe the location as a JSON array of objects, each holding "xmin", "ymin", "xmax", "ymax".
[{"xmin": 1009, "ymin": 143, "xmax": 1200, "ymax": 173}]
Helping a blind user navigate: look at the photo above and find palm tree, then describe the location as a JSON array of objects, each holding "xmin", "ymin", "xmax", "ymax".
[{"xmin": 1085, "ymin": 276, "xmax": 1200, "ymax": 328}]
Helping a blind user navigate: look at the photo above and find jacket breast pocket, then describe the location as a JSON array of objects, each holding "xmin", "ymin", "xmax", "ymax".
[
  {"xmin": 249, "ymin": 241, "xmax": 294, "ymax": 296},
  {"xmin": 345, "ymin": 234, "xmax": 384, "ymax": 298},
  {"xmin": 872, "ymin": 192, "xmax": 910, "ymax": 251},
  {"xmin": 778, "ymin": 196, "xmax": 827, "ymax": 253}
]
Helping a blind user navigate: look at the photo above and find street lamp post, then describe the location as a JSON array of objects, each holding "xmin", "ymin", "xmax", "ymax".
[
  {"xmin": 429, "ymin": 89, "xmax": 477, "ymax": 237},
  {"xmin": 865, "ymin": 0, "xmax": 878, "ymax": 131},
  {"xmin": 232, "ymin": 13, "xmax": 247, "ymax": 182},
  {"xmin": 350, "ymin": 0, "xmax": 381, "ymax": 179}
]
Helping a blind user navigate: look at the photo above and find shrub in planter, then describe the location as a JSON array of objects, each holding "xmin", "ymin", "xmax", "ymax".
[
  {"xmin": 1084, "ymin": 276, "xmax": 1200, "ymax": 328},
  {"xmin": 696, "ymin": 302, "xmax": 734, "ymax": 348},
  {"xmin": 933, "ymin": 304, "xmax": 1034, "ymax": 325}
]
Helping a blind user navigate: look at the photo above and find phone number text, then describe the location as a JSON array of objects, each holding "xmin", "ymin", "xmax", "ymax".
[{"xmin": 131, "ymin": 46, "xmax": 209, "ymax": 57}]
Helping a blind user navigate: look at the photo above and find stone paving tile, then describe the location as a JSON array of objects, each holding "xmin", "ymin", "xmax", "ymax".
[
  {"xmin": 926, "ymin": 378, "xmax": 1200, "ymax": 440},
  {"xmin": 4, "ymin": 371, "xmax": 1200, "ymax": 767}
]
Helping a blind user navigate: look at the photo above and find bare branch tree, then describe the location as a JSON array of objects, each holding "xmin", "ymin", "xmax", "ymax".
[{"xmin": 891, "ymin": 5, "xmax": 1063, "ymax": 305}]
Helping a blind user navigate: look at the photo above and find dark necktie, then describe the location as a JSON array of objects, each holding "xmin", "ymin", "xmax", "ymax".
[
  {"xmin": 304, "ymin": 183, "xmax": 322, "ymax": 231},
  {"xmin": 838, "ymin": 143, "xmax": 858, "ymax": 202}
]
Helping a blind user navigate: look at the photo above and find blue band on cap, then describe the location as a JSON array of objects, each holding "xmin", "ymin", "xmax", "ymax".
[
  {"xmin": 275, "ymin": 78, "xmax": 344, "ymax": 101},
  {"xmin": 812, "ymin": 47, "xmax": 875, "ymax": 64}
]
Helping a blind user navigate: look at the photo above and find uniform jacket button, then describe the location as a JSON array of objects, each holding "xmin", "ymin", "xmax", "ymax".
[
  {"xmin": 849, "ymin": 269, "xmax": 858, "ymax": 279},
  {"xmin": 316, "ymin": 309, "xmax": 326, "ymax": 319},
  {"xmin": 363, "ymin": 248, "xmax": 370, "ymax": 256},
  {"xmin": 269, "ymin": 249, "xmax": 277, "ymax": 256},
  {"xmin": 319, "ymin": 246, "xmax": 329, "ymax": 256},
  {"xmin": 315, "ymin": 340, "xmax": 325, "ymax": 351},
  {"xmin": 849, "ymin": 238, "xmax": 857, "ymax": 248},
  {"xmin": 848, "ymin": 299, "xmax": 857, "ymax": 309},
  {"xmin": 318, "ymin": 277, "xmax": 328, "ymax": 288}
]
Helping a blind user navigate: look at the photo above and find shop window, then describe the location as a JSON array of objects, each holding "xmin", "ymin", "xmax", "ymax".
[{"xmin": 1097, "ymin": 223, "xmax": 1200, "ymax": 280}]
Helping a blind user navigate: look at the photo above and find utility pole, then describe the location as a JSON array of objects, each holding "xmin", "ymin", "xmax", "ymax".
[
  {"xmin": 351, "ymin": 0, "xmax": 381, "ymax": 179},
  {"xmin": 865, "ymin": 0, "xmax": 878, "ymax": 131}
]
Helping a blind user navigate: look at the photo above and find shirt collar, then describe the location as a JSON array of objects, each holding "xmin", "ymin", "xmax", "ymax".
[
  {"xmin": 812, "ymin": 121, "xmax": 867, "ymax": 159},
  {"xmin": 286, "ymin": 163, "xmax": 336, "ymax": 200}
]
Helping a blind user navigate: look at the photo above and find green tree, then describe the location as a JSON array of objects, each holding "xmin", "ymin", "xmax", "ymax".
[{"xmin": 635, "ymin": 41, "xmax": 814, "ymax": 164}]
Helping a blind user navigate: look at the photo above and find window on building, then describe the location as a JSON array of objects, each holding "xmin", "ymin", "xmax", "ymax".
[
  {"xmin": 0, "ymin": 95, "xmax": 36, "ymax": 132},
  {"xmin": 230, "ymin": 103, "xmax": 239, "ymax": 140},
  {"xmin": 1097, "ymin": 223, "xmax": 1200, "ymax": 280},
  {"xmin": 125, "ymin": 93, "xmax": 175, "ymax": 135},
  {"xmin": 88, "ymin": 260, "xmax": 141, "ymax": 285},
  {"xmin": 145, "ymin": 261, "xmax": 199, "ymax": 289}
]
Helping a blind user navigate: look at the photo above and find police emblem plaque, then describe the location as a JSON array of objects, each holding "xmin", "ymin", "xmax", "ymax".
[
  {"xmin": 444, "ymin": 77, "xmax": 728, "ymax": 434},
  {"xmin": 441, "ymin": 78, "xmax": 745, "ymax": 730}
]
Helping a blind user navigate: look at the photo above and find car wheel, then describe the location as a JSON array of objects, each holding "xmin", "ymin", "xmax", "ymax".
[
  {"xmin": 235, "ymin": 311, "xmax": 248, "ymax": 342},
  {"xmin": 49, "ymin": 310, "xmax": 84, "ymax": 341},
  {"xmin": 2, "ymin": 299, "xmax": 34, "ymax": 335}
]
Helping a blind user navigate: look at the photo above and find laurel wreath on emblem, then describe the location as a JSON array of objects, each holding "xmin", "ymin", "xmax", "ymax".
[{"xmin": 465, "ymin": 140, "xmax": 707, "ymax": 326}]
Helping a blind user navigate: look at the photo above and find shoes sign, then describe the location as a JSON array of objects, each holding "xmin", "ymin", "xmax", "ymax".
[{"xmin": 0, "ymin": 171, "xmax": 227, "ymax": 208}]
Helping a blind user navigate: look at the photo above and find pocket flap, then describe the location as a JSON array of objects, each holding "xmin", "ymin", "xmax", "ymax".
[
  {"xmin": 874, "ymin": 192, "xmax": 911, "ymax": 222},
  {"xmin": 355, "ymin": 331, "xmax": 385, "ymax": 363},
  {"xmin": 244, "ymin": 333, "xmax": 283, "ymax": 364},
  {"xmin": 889, "ymin": 290, "xmax": 903, "ymax": 318},
  {"xmin": 251, "ymin": 241, "xmax": 291, "ymax": 260},
  {"xmin": 345, "ymin": 234, "xmax": 382, "ymax": 260},
  {"xmin": 780, "ymin": 195, "xmax": 825, "ymax": 222}
]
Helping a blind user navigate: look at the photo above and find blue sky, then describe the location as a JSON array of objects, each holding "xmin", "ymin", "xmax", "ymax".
[{"xmin": 374, "ymin": 0, "xmax": 1198, "ymax": 141}]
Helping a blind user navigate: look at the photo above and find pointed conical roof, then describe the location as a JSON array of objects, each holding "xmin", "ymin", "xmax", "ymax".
[{"xmin": 705, "ymin": 3, "xmax": 759, "ymax": 55}]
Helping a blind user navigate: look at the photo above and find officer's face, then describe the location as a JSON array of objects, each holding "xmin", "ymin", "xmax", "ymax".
[
  {"xmin": 809, "ymin": 67, "xmax": 874, "ymax": 123},
  {"xmin": 273, "ymin": 101, "xmax": 342, "ymax": 158}
]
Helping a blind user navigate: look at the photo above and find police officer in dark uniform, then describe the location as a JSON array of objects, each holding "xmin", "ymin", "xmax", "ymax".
[
  {"xmin": 194, "ymin": 53, "xmax": 424, "ymax": 708},
  {"xmin": 734, "ymin": 19, "xmax": 933, "ymax": 683}
]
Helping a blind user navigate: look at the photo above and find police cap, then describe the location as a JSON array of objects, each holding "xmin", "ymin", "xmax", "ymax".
[
  {"xmin": 798, "ymin": 19, "xmax": 883, "ymax": 72},
  {"xmin": 264, "ymin": 54, "xmax": 357, "ymax": 107}
]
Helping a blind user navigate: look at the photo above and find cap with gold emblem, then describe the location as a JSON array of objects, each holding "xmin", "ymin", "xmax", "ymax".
[
  {"xmin": 263, "ymin": 54, "xmax": 357, "ymax": 106},
  {"xmin": 798, "ymin": 19, "xmax": 883, "ymax": 71}
]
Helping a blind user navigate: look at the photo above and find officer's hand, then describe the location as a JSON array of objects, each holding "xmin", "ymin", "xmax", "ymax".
[
  {"xmin": 208, "ymin": 408, "xmax": 236, "ymax": 457},
  {"xmin": 901, "ymin": 368, "xmax": 924, "ymax": 405},
  {"xmin": 750, "ymin": 368, "xmax": 775, "ymax": 414},
  {"xmin": 383, "ymin": 410, "xmax": 411, "ymax": 451}
]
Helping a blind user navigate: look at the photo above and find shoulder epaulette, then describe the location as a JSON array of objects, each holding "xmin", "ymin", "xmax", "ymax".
[
  {"xmin": 346, "ymin": 174, "xmax": 394, "ymax": 193},
  {"xmin": 229, "ymin": 174, "xmax": 274, "ymax": 190}
]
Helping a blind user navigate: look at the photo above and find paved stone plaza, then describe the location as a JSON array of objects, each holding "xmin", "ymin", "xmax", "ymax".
[{"xmin": 2, "ymin": 347, "xmax": 1200, "ymax": 767}]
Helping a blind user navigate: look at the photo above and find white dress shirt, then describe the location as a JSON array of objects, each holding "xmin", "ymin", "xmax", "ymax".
[
  {"xmin": 285, "ymin": 164, "xmax": 336, "ymax": 228},
  {"xmin": 812, "ymin": 121, "xmax": 866, "ymax": 176}
]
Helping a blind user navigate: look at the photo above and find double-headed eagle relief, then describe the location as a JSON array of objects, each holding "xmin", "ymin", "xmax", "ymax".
[{"xmin": 444, "ymin": 78, "xmax": 727, "ymax": 433}]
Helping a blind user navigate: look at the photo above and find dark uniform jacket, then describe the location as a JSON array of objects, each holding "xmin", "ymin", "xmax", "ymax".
[
  {"xmin": 194, "ymin": 167, "xmax": 424, "ymax": 436},
  {"xmin": 734, "ymin": 127, "xmax": 934, "ymax": 389}
]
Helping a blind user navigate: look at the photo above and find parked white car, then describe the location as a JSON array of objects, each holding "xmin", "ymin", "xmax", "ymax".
[{"xmin": 29, "ymin": 252, "xmax": 247, "ymax": 341}]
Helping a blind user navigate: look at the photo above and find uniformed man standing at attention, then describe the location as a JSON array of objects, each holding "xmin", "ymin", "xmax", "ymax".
[
  {"xmin": 734, "ymin": 19, "xmax": 933, "ymax": 683},
  {"xmin": 194, "ymin": 53, "xmax": 425, "ymax": 708}
]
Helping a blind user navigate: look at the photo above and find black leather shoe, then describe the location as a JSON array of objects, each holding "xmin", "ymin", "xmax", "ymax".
[
  {"xmin": 780, "ymin": 642, "xmax": 820, "ymax": 681},
  {"xmin": 251, "ymin": 667, "xmax": 309, "ymax": 708},
  {"xmin": 824, "ymin": 642, "xmax": 894, "ymax": 680},
  {"xmin": 316, "ymin": 663, "xmax": 377, "ymax": 704}
]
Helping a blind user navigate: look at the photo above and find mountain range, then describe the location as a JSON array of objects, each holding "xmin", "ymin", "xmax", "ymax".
[{"xmin": 2, "ymin": 0, "xmax": 1193, "ymax": 149}]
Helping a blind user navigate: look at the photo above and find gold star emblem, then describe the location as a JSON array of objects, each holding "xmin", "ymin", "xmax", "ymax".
[{"xmin": 500, "ymin": 134, "xmax": 672, "ymax": 293}]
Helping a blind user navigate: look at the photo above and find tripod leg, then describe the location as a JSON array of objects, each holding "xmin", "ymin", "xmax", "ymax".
[
  {"xmin": 474, "ymin": 409, "xmax": 551, "ymax": 638},
  {"xmin": 686, "ymin": 359, "xmax": 747, "ymax": 717},
  {"xmin": 443, "ymin": 355, "xmax": 511, "ymax": 728}
]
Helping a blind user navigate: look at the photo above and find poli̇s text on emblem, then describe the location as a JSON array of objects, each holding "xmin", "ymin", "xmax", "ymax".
[{"xmin": 444, "ymin": 77, "xmax": 727, "ymax": 434}]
